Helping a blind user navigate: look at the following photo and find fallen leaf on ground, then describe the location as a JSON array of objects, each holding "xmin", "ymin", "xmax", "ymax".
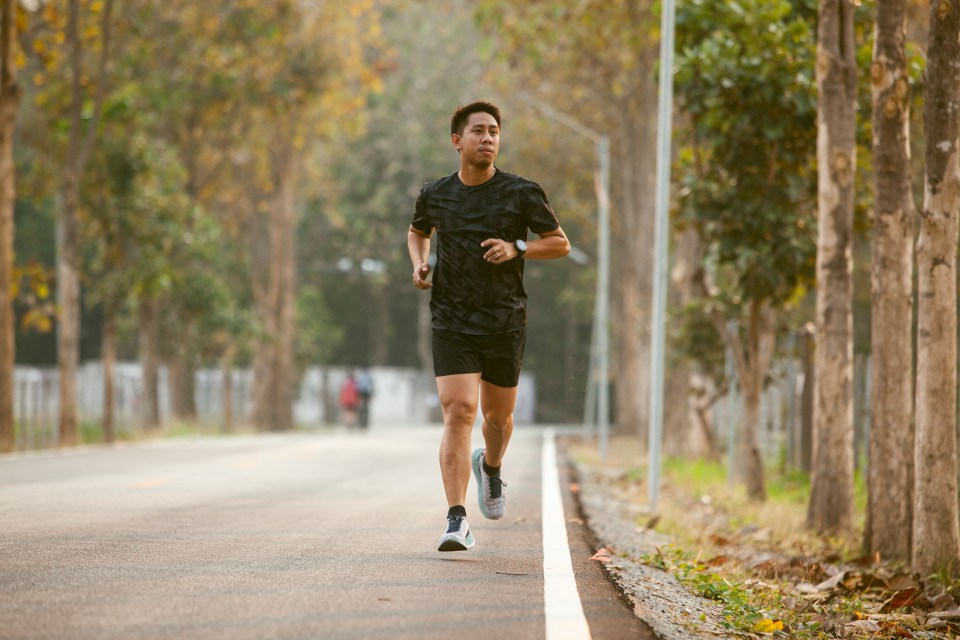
[
  {"xmin": 569, "ymin": 483, "xmax": 579, "ymax": 494},
  {"xmin": 815, "ymin": 571, "xmax": 847, "ymax": 592},
  {"xmin": 877, "ymin": 621, "xmax": 916, "ymax": 638},
  {"xmin": 841, "ymin": 570, "xmax": 888, "ymax": 592},
  {"xmin": 786, "ymin": 558, "xmax": 829, "ymax": 583},
  {"xmin": 590, "ymin": 548, "xmax": 612, "ymax": 563},
  {"xmin": 887, "ymin": 573, "xmax": 918, "ymax": 591},
  {"xmin": 880, "ymin": 587, "xmax": 918, "ymax": 613},
  {"xmin": 845, "ymin": 619, "xmax": 881, "ymax": 636},
  {"xmin": 751, "ymin": 618, "xmax": 784, "ymax": 633}
]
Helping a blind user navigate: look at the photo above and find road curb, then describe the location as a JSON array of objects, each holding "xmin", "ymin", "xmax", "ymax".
[{"xmin": 563, "ymin": 449, "xmax": 728, "ymax": 640}]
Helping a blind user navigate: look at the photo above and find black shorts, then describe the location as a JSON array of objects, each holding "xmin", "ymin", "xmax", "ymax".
[{"xmin": 432, "ymin": 328, "xmax": 526, "ymax": 388}]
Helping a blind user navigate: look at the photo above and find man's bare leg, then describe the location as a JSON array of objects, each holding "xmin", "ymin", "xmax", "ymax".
[
  {"xmin": 479, "ymin": 379, "xmax": 518, "ymax": 467},
  {"xmin": 436, "ymin": 373, "xmax": 481, "ymax": 508}
]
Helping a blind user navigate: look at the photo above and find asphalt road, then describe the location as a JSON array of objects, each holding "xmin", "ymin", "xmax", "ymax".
[{"xmin": 0, "ymin": 426, "xmax": 653, "ymax": 640}]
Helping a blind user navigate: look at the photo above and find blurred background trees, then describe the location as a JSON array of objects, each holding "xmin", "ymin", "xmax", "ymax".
[{"xmin": 4, "ymin": 0, "xmax": 960, "ymax": 575}]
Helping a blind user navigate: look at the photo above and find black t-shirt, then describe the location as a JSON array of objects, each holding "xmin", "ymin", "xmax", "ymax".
[{"xmin": 411, "ymin": 168, "xmax": 560, "ymax": 335}]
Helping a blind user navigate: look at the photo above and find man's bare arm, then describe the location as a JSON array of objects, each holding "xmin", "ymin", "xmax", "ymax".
[
  {"xmin": 481, "ymin": 227, "xmax": 570, "ymax": 263},
  {"xmin": 526, "ymin": 227, "xmax": 570, "ymax": 260},
  {"xmin": 408, "ymin": 226, "xmax": 433, "ymax": 289}
]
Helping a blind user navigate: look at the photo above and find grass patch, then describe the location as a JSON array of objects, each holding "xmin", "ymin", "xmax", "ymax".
[{"xmin": 640, "ymin": 545, "xmax": 790, "ymax": 636}]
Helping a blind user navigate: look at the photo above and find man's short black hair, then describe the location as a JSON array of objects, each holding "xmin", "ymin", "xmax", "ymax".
[{"xmin": 451, "ymin": 101, "xmax": 502, "ymax": 136}]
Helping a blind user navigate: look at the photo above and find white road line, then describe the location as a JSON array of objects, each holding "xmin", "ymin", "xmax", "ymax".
[{"xmin": 542, "ymin": 427, "xmax": 593, "ymax": 640}]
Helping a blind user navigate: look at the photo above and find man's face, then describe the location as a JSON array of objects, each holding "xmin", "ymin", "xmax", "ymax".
[{"xmin": 452, "ymin": 111, "xmax": 500, "ymax": 169}]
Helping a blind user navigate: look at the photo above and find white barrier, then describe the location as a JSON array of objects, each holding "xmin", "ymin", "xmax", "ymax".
[{"xmin": 11, "ymin": 363, "xmax": 538, "ymax": 449}]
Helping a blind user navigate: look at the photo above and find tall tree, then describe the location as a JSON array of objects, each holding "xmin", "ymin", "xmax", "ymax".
[
  {"xmin": 808, "ymin": 0, "xmax": 857, "ymax": 534},
  {"xmin": 117, "ymin": 0, "xmax": 254, "ymax": 427},
  {"xmin": 236, "ymin": 0, "xmax": 383, "ymax": 430},
  {"xmin": 674, "ymin": 0, "xmax": 818, "ymax": 500},
  {"xmin": 913, "ymin": 0, "xmax": 960, "ymax": 578},
  {"xmin": 476, "ymin": 0, "xmax": 660, "ymax": 437},
  {"xmin": 57, "ymin": 0, "xmax": 113, "ymax": 446},
  {"xmin": 0, "ymin": 0, "xmax": 21, "ymax": 452},
  {"xmin": 864, "ymin": 0, "xmax": 915, "ymax": 563}
]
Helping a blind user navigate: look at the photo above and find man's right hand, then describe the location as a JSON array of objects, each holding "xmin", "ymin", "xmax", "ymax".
[{"xmin": 412, "ymin": 262, "xmax": 432, "ymax": 289}]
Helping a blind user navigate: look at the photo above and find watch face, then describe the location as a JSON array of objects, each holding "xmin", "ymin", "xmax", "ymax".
[{"xmin": 516, "ymin": 239, "xmax": 527, "ymax": 252}]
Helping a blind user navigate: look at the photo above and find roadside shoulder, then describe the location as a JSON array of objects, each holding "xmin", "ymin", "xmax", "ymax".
[{"xmin": 569, "ymin": 456, "xmax": 730, "ymax": 640}]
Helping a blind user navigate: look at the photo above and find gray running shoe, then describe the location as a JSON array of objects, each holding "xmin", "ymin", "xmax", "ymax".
[
  {"xmin": 472, "ymin": 448, "xmax": 507, "ymax": 520},
  {"xmin": 438, "ymin": 515, "xmax": 475, "ymax": 552}
]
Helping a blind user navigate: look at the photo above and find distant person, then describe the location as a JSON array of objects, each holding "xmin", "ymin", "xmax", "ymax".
[
  {"xmin": 407, "ymin": 101, "xmax": 570, "ymax": 552},
  {"xmin": 339, "ymin": 373, "xmax": 360, "ymax": 428},
  {"xmin": 356, "ymin": 369, "xmax": 374, "ymax": 429}
]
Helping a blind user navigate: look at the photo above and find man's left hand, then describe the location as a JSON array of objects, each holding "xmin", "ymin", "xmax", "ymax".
[{"xmin": 481, "ymin": 238, "xmax": 516, "ymax": 264}]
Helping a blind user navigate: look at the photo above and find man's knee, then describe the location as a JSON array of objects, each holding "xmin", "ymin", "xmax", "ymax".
[
  {"xmin": 442, "ymin": 399, "xmax": 477, "ymax": 426},
  {"xmin": 483, "ymin": 411, "xmax": 512, "ymax": 432}
]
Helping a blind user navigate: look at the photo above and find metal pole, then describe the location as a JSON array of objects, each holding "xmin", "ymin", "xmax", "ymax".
[
  {"xmin": 648, "ymin": 0, "xmax": 676, "ymax": 511},
  {"xmin": 597, "ymin": 136, "xmax": 611, "ymax": 462}
]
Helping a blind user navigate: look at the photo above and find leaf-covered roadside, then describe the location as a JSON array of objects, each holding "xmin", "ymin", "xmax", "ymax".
[
  {"xmin": 567, "ymin": 437, "xmax": 960, "ymax": 639},
  {"xmin": 642, "ymin": 544, "xmax": 958, "ymax": 638}
]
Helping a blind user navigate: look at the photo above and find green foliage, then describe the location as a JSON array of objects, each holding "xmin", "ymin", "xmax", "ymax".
[
  {"xmin": 296, "ymin": 287, "xmax": 343, "ymax": 369},
  {"xmin": 663, "ymin": 455, "xmax": 727, "ymax": 493},
  {"xmin": 641, "ymin": 545, "xmax": 783, "ymax": 634},
  {"xmin": 675, "ymin": 0, "xmax": 818, "ymax": 307},
  {"xmin": 671, "ymin": 301, "xmax": 727, "ymax": 384}
]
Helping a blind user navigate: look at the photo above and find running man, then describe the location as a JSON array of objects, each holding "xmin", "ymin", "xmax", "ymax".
[{"xmin": 407, "ymin": 101, "xmax": 570, "ymax": 552}]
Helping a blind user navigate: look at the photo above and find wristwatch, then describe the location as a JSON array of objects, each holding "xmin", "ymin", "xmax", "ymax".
[{"xmin": 515, "ymin": 238, "xmax": 527, "ymax": 258}]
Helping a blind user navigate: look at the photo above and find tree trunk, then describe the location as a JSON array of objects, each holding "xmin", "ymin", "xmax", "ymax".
[
  {"xmin": 741, "ymin": 384, "xmax": 766, "ymax": 500},
  {"xmin": 613, "ymin": 87, "xmax": 656, "ymax": 438},
  {"xmin": 273, "ymin": 154, "xmax": 298, "ymax": 431},
  {"xmin": 253, "ymin": 149, "xmax": 298, "ymax": 431},
  {"xmin": 168, "ymin": 316, "xmax": 197, "ymax": 421},
  {"xmin": 714, "ymin": 300, "xmax": 774, "ymax": 501},
  {"xmin": 808, "ymin": 0, "xmax": 857, "ymax": 534},
  {"xmin": 613, "ymin": 264, "xmax": 646, "ymax": 436},
  {"xmin": 102, "ymin": 304, "xmax": 116, "ymax": 443},
  {"xmin": 691, "ymin": 377, "xmax": 724, "ymax": 461},
  {"xmin": 138, "ymin": 299, "xmax": 160, "ymax": 430},
  {"xmin": 743, "ymin": 301, "xmax": 774, "ymax": 501},
  {"xmin": 664, "ymin": 228, "xmax": 708, "ymax": 457},
  {"xmin": 913, "ymin": 0, "xmax": 960, "ymax": 578},
  {"xmin": 57, "ymin": 175, "xmax": 81, "ymax": 447},
  {"xmin": 0, "ymin": 0, "xmax": 20, "ymax": 453},
  {"xmin": 168, "ymin": 357, "xmax": 196, "ymax": 421},
  {"xmin": 221, "ymin": 342, "xmax": 236, "ymax": 433},
  {"xmin": 865, "ymin": 0, "xmax": 915, "ymax": 563},
  {"xmin": 58, "ymin": 0, "xmax": 114, "ymax": 447},
  {"xmin": 369, "ymin": 280, "xmax": 389, "ymax": 365},
  {"xmin": 663, "ymin": 363, "xmax": 694, "ymax": 456}
]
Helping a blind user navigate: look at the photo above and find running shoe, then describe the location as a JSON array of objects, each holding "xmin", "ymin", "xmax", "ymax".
[
  {"xmin": 472, "ymin": 448, "xmax": 507, "ymax": 520},
  {"xmin": 438, "ymin": 515, "xmax": 475, "ymax": 552}
]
